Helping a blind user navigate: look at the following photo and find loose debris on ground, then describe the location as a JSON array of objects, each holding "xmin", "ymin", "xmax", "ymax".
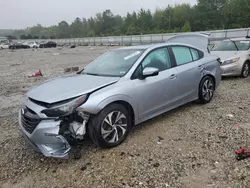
[{"xmin": 1, "ymin": 47, "xmax": 250, "ymax": 188}]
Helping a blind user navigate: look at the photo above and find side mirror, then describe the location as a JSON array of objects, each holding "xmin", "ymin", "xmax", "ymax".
[{"xmin": 141, "ymin": 67, "xmax": 159, "ymax": 79}]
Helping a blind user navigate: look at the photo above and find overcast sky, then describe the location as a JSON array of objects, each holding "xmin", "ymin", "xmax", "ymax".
[{"xmin": 0, "ymin": 0, "xmax": 197, "ymax": 29}]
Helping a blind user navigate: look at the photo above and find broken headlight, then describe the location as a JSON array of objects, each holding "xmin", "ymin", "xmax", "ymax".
[{"xmin": 41, "ymin": 95, "xmax": 88, "ymax": 117}]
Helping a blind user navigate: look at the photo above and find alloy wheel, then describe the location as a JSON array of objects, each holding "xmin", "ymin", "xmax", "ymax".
[
  {"xmin": 202, "ymin": 79, "xmax": 214, "ymax": 101},
  {"xmin": 101, "ymin": 111, "xmax": 128, "ymax": 143},
  {"xmin": 243, "ymin": 63, "xmax": 249, "ymax": 77}
]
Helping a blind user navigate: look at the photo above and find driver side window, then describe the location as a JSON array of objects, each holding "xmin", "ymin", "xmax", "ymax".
[
  {"xmin": 132, "ymin": 47, "xmax": 172, "ymax": 79},
  {"xmin": 142, "ymin": 48, "xmax": 171, "ymax": 71}
]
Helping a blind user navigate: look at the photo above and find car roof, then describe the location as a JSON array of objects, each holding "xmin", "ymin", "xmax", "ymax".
[
  {"xmin": 116, "ymin": 42, "xmax": 201, "ymax": 51},
  {"xmin": 117, "ymin": 44, "xmax": 153, "ymax": 50}
]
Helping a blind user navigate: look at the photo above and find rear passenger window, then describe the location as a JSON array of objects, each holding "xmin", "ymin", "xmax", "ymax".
[
  {"xmin": 190, "ymin": 48, "xmax": 200, "ymax": 60},
  {"xmin": 172, "ymin": 46, "xmax": 193, "ymax": 65}
]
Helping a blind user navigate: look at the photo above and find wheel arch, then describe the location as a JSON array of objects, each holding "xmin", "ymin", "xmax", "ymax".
[
  {"xmin": 243, "ymin": 60, "xmax": 250, "ymax": 68},
  {"xmin": 95, "ymin": 97, "xmax": 137, "ymax": 125},
  {"xmin": 241, "ymin": 60, "xmax": 250, "ymax": 77},
  {"xmin": 106, "ymin": 101, "xmax": 135, "ymax": 125}
]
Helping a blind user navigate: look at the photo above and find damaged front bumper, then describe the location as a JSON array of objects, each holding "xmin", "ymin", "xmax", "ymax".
[{"xmin": 18, "ymin": 110, "xmax": 71, "ymax": 159}]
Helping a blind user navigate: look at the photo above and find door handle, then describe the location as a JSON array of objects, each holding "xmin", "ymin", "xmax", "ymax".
[{"xmin": 169, "ymin": 74, "xmax": 177, "ymax": 80}]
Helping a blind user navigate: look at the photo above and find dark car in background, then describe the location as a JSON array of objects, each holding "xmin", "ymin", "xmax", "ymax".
[
  {"xmin": 39, "ymin": 41, "xmax": 57, "ymax": 48},
  {"xmin": 9, "ymin": 42, "xmax": 30, "ymax": 49}
]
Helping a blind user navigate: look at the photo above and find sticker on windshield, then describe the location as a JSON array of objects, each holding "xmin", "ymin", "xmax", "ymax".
[
  {"xmin": 124, "ymin": 51, "xmax": 141, "ymax": 60},
  {"xmin": 240, "ymin": 41, "xmax": 249, "ymax": 43}
]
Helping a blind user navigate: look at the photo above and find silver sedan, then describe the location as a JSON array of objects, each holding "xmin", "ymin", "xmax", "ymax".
[
  {"xmin": 18, "ymin": 34, "xmax": 221, "ymax": 159},
  {"xmin": 211, "ymin": 37, "xmax": 250, "ymax": 78}
]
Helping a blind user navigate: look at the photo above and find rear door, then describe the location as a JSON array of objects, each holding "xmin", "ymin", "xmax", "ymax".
[{"xmin": 170, "ymin": 45, "xmax": 204, "ymax": 102}]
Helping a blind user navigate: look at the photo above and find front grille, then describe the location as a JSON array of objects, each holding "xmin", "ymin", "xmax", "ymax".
[{"xmin": 21, "ymin": 107, "xmax": 41, "ymax": 134}]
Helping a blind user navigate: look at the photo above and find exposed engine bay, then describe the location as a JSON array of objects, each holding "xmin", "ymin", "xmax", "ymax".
[{"xmin": 59, "ymin": 112, "xmax": 90, "ymax": 144}]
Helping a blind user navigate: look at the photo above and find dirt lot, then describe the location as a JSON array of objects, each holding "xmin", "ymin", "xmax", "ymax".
[{"xmin": 1, "ymin": 46, "xmax": 250, "ymax": 188}]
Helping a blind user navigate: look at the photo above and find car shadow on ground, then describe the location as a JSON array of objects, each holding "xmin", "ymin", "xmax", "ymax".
[{"xmin": 221, "ymin": 76, "xmax": 246, "ymax": 81}]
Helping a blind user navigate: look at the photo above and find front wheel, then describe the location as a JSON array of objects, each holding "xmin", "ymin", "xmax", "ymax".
[
  {"xmin": 241, "ymin": 61, "xmax": 249, "ymax": 78},
  {"xmin": 88, "ymin": 104, "xmax": 131, "ymax": 148},
  {"xmin": 198, "ymin": 76, "xmax": 215, "ymax": 104}
]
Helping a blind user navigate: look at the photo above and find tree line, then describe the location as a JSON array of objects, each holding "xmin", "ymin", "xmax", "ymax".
[{"xmin": 6, "ymin": 0, "xmax": 250, "ymax": 39}]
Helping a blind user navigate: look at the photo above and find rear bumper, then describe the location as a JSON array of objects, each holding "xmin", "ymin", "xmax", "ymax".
[{"xmin": 18, "ymin": 110, "xmax": 71, "ymax": 159}]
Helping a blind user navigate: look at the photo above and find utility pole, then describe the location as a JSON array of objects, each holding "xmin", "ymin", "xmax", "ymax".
[{"xmin": 169, "ymin": 14, "xmax": 171, "ymax": 30}]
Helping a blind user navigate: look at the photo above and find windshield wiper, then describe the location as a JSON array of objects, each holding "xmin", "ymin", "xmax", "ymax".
[
  {"xmin": 83, "ymin": 72, "xmax": 100, "ymax": 76},
  {"xmin": 76, "ymin": 68, "xmax": 84, "ymax": 74},
  {"xmin": 226, "ymin": 38, "xmax": 239, "ymax": 51}
]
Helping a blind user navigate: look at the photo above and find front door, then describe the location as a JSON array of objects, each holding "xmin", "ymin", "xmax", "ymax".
[{"xmin": 130, "ymin": 47, "xmax": 179, "ymax": 121}]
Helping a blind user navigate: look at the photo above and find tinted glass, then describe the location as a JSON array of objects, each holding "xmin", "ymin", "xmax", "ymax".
[
  {"xmin": 172, "ymin": 46, "xmax": 193, "ymax": 65},
  {"xmin": 83, "ymin": 49, "xmax": 144, "ymax": 77},
  {"xmin": 190, "ymin": 48, "xmax": 200, "ymax": 60},
  {"xmin": 236, "ymin": 41, "xmax": 250, "ymax": 50},
  {"xmin": 142, "ymin": 48, "xmax": 171, "ymax": 71},
  {"xmin": 211, "ymin": 40, "xmax": 250, "ymax": 51}
]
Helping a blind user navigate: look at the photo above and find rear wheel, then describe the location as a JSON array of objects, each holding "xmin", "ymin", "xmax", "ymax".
[
  {"xmin": 241, "ymin": 61, "xmax": 249, "ymax": 78},
  {"xmin": 198, "ymin": 76, "xmax": 215, "ymax": 104},
  {"xmin": 88, "ymin": 104, "xmax": 131, "ymax": 148}
]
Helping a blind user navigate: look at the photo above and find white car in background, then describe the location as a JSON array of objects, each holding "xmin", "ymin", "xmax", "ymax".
[
  {"xmin": 0, "ymin": 42, "xmax": 9, "ymax": 49},
  {"xmin": 24, "ymin": 41, "xmax": 39, "ymax": 48},
  {"xmin": 210, "ymin": 37, "xmax": 250, "ymax": 78}
]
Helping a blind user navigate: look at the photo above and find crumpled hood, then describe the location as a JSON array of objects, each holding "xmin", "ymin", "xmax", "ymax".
[
  {"xmin": 27, "ymin": 74, "xmax": 119, "ymax": 103},
  {"xmin": 210, "ymin": 51, "xmax": 247, "ymax": 61}
]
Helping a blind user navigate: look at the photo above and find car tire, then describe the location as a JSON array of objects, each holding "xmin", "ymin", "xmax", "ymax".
[
  {"xmin": 88, "ymin": 104, "xmax": 131, "ymax": 148},
  {"xmin": 198, "ymin": 76, "xmax": 215, "ymax": 104},
  {"xmin": 241, "ymin": 61, "xmax": 249, "ymax": 78}
]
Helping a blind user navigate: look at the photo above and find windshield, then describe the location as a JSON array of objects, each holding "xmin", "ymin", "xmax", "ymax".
[
  {"xmin": 211, "ymin": 40, "xmax": 250, "ymax": 51},
  {"xmin": 82, "ymin": 49, "xmax": 144, "ymax": 77}
]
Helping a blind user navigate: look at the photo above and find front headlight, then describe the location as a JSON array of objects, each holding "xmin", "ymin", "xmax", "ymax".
[
  {"xmin": 41, "ymin": 95, "xmax": 88, "ymax": 117},
  {"xmin": 222, "ymin": 57, "xmax": 240, "ymax": 66}
]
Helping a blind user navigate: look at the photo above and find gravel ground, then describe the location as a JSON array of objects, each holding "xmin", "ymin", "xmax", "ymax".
[{"xmin": 1, "ymin": 46, "xmax": 250, "ymax": 188}]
